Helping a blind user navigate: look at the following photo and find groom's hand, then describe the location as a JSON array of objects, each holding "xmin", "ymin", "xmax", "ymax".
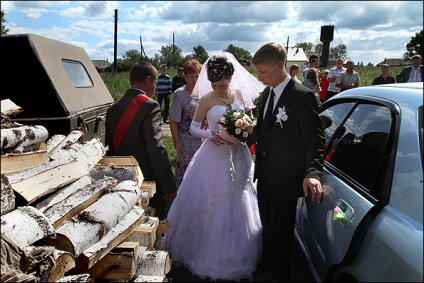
[{"xmin": 303, "ymin": 177, "xmax": 323, "ymax": 203}]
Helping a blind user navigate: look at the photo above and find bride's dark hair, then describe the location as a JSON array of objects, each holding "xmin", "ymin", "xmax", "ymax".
[{"xmin": 206, "ymin": 56, "xmax": 235, "ymax": 82}]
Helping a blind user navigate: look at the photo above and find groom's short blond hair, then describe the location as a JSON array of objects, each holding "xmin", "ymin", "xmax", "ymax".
[{"xmin": 252, "ymin": 42, "xmax": 286, "ymax": 66}]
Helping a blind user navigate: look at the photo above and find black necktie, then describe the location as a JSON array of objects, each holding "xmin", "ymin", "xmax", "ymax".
[{"xmin": 264, "ymin": 89, "xmax": 275, "ymax": 120}]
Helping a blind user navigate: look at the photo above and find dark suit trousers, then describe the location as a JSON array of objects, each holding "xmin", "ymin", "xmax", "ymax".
[
  {"xmin": 257, "ymin": 179, "xmax": 298, "ymax": 281},
  {"xmin": 148, "ymin": 184, "xmax": 166, "ymax": 220},
  {"xmin": 158, "ymin": 94, "xmax": 170, "ymax": 123}
]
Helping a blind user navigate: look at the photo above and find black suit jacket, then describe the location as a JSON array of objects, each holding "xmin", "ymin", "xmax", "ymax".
[
  {"xmin": 254, "ymin": 79, "xmax": 325, "ymax": 198},
  {"xmin": 105, "ymin": 89, "xmax": 177, "ymax": 196},
  {"xmin": 396, "ymin": 65, "xmax": 424, "ymax": 83}
]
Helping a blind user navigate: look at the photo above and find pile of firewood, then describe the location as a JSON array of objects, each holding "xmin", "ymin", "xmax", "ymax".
[{"xmin": 1, "ymin": 100, "xmax": 172, "ymax": 282}]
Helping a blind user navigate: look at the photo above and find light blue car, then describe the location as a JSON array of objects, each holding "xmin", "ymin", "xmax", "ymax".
[{"xmin": 295, "ymin": 82, "xmax": 423, "ymax": 282}]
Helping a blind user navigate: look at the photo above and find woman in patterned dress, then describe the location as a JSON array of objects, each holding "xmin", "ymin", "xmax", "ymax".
[{"xmin": 170, "ymin": 59, "xmax": 203, "ymax": 187}]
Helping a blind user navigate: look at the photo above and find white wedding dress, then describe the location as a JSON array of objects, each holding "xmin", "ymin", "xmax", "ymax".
[{"xmin": 166, "ymin": 97, "xmax": 263, "ymax": 281}]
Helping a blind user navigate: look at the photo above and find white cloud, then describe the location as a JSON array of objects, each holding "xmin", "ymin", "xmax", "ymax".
[{"xmin": 2, "ymin": 1, "xmax": 422, "ymax": 65}]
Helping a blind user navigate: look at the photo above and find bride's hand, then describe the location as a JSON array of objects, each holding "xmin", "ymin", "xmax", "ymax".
[
  {"xmin": 208, "ymin": 131, "xmax": 230, "ymax": 146},
  {"xmin": 217, "ymin": 130, "xmax": 241, "ymax": 145}
]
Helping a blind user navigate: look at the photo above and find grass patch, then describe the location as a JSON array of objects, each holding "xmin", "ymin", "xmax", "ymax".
[{"xmin": 163, "ymin": 135, "xmax": 176, "ymax": 174}]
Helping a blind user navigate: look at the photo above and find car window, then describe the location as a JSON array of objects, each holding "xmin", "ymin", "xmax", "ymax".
[
  {"xmin": 320, "ymin": 102, "xmax": 355, "ymax": 148},
  {"xmin": 323, "ymin": 103, "xmax": 391, "ymax": 191},
  {"xmin": 62, "ymin": 60, "xmax": 94, "ymax": 88}
]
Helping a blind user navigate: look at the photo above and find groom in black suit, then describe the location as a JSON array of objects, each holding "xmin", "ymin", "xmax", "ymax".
[{"xmin": 252, "ymin": 42, "xmax": 325, "ymax": 282}]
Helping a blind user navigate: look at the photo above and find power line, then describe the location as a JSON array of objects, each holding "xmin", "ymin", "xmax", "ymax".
[
  {"xmin": 99, "ymin": 1, "xmax": 116, "ymax": 15},
  {"xmin": 334, "ymin": 26, "xmax": 352, "ymax": 61},
  {"xmin": 86, "ymin": 2, "xmax": 103, "ymax": 16}
]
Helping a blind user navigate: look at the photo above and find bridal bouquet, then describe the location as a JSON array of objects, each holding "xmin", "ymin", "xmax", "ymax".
[{"xmin": 218, "ymin": 108, "xmax": 256, "ymax": 144}]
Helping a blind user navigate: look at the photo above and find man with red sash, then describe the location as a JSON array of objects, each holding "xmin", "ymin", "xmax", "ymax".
[{"xmin": 105, "ymin": 61, "xmax": 177, "ymax": 220}]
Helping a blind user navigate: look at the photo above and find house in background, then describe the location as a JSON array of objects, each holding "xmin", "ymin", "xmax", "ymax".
[
  {"xmin": 286, "ymin": 47, "xmax": 308, "ymax": 70},
  {"xmin": 376, "ymin": 58, "xmax": 408, "ymax": 67},
  {"xmin": 91, "ymin": 59, "xmax": 111, "ymax": 71}
]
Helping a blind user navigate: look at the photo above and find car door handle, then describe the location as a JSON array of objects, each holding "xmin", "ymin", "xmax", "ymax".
[{"xmin": 333, "ymin": 199, "xmax": 354, "ymax": 228}]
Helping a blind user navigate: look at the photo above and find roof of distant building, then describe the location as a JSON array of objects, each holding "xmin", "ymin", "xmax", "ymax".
[
  {"xmin": 287, "ymin": 47, "xmax": 308, "ymax": 62},
  {"xmin": 91, "ymin": 59, "xmax": 111, "ymax": 69},
  {"xmin": 376, "ymin": 58, "xmax": 408, "ymax": 67}
]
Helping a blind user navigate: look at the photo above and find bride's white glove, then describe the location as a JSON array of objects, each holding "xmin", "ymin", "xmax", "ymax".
[{"xmin": 190, "ymin": 120, "xmax": 213, "ymax": 139}]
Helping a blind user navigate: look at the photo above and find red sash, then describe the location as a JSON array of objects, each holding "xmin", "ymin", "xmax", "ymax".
[{"xmin": 113, "ymin": 95, "xmax": 150, "ymax": 151}]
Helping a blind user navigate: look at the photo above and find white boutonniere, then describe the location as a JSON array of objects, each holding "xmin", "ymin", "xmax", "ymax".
[{"xmin": 275, "ymin": 106, "xmax": 288, "ymax": 128}]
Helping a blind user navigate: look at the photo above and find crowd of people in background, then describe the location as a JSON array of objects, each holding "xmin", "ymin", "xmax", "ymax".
[{"xmin": 294, "ymin": 53, "xmax": 422, "ymax": 104}]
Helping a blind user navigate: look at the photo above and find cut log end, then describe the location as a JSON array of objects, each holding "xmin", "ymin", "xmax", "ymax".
[
  {"xmin": 46, "ymin": 252, "xmax": 76, "ymax": 282},
  {"xmin": 43, "ymin": 233, "xmax": 75, "ymax": 256}
]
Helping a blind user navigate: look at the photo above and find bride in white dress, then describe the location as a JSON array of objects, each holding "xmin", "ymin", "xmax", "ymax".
[{"xmin": 166, "ymin": 52, "xmax": 265, "ymax": 281}]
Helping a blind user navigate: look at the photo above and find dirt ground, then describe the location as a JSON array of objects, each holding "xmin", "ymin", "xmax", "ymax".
[{"xmin": 166, "ymin": 238, "xmax": 314, "ymax": 282}]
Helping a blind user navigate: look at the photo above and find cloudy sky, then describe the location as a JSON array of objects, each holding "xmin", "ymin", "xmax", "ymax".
[{"xmin": 2, "ymin": 1, "xmax": 423, "ymax": 65}]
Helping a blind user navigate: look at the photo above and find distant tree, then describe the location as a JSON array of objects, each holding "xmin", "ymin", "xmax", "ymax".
[
  {"xmin": 403, "ymin": 29, "xmax": 423, "ymax": 60},
  {"xmin": 330, "ymin": 44, "xmax": 347, "ymax": 60},
  {"xmin": 314, "ymin": 43, "xmax": 323, "ymax": 55},
  {"xmin": 1, "ymin": 10, "xmax": 9, "ymax": 35},
  {"xmin": 114, "ymin": 58, "xmax": 132, "ymax": 72},
  {"xmin": 367, "ymin": 62, "xmax": 373, "ymax": 67},
  {"xmin": 224, "ymin": 44, "xmax": 252, "ymax": 60},
  {"xmin": 123, "ymin": 49, "xmax": 142, "ymax": 62},
  {"xmin": 112, "ymin": 49, "xmax": 142, "ymax": 72},
  {"xmin": 295, "ymin": 42, "xmax": 315, "ymax": 53},
  {"xmin": 192, "ymin": 45, "xmax": 209, "ymax": 64},
  {"xmin": 159, "ymin": 44, "xmax": 183, "ymax": 67}
]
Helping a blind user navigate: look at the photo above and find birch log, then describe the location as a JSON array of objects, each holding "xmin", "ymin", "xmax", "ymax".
[
  {"xmin": 1, "ymin": 99, "xmax": 22, "ymax": 116},
  {"xmin": 23, "ymin": 246, "xmax": 76, "ymax": 282},
  {"xmin": 35, "ymin": 175, "xmax": 93, "ymax": 213},
  {"xmin": 90, "ymin": 167, "xmax": 137, "ymax": 184},
  {"xmin": 82, "ymin": 242, "xmax": 139, "ymax": 280},
  {"xmin": 42, "ymin": 176, "xmax": 118, "ymax": 229},
  {"xmin": 133, "ymin": 275, "xmax": 168, "ymax": 282},
  {"xmin": 49, "ymin": 138, "xmax": 106, "ymax": 171},
  {"xmin": 1, "ymin": 206, "xmax": 55, "ymax": 248},
  {"xmin": 56, "ymin": 274, "xmax": 90, "ymax": 282},
  {"xmin": 138, "ymin": 191, "xmax": 150, "ymax": 209},
  {"xmin": 1, "ymin": 125, "xmax": 49, "ymax": 152},
  {"xmin": 10, "ymin": 160, "xmax": 89, "ymax": 205},
  {"xmin": 5, "ymin": 159, "xmax": 75, "ymax": 184},
  {"xmin": 1, "ymin": 143, "xmax": 49, "ymax": 174},
  {"xmin": 46, "ymin": 134, "xmax": 66, "ymax": 154},
  {"xmin": 134, "ymin": 247, "xmax": 171, "ymax": 277},
  {"xmin": 77, "ymin": 206, "xmax": 146, "ymax": 270},
  {"xmin": 44, "ymin": 180, "xmax": 143, "ymax": 257},
  {"xmin": 74, "ymin": 138, "xmax": 107, "ymax": 171},
  {"xmin": 48, "ymin": 130, "xmax": 83, "ymax": 156},
  {"xmin": 123, "ymin": 216, "xmax": 159, "ymax": 248},
  {"xmin": 94, "ymin": 156, "xmax": 144, "ymax": 187},
  {"xmin": 6, "ymin": 137, "xmax": 105, "ymax": 185},
  {"xmin": 141, "ymin": 181, "xmax": 156, "ymax": 198},
  {"xmin": 1, "ymin": 174, "xmax": 15, "ymax": 215}
]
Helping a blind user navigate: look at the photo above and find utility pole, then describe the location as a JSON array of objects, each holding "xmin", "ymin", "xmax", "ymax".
[
  {"xmin": 140, "ymin": 36, "xmax": 147, "ymax": 60},
  {"xmin": 285, "ymin": 36, "xmax": 289, "ymax": 68},
  {"xmin": 113, "ymin": 9, "xmax": 118, "ymax": 74},
  {"xmin": 140, "ymin": 36, "xmax": 143, "ymax": 59},
  {"xmin": 173, "ymin": 33, "xmax": 175, "ymax": 67}
]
